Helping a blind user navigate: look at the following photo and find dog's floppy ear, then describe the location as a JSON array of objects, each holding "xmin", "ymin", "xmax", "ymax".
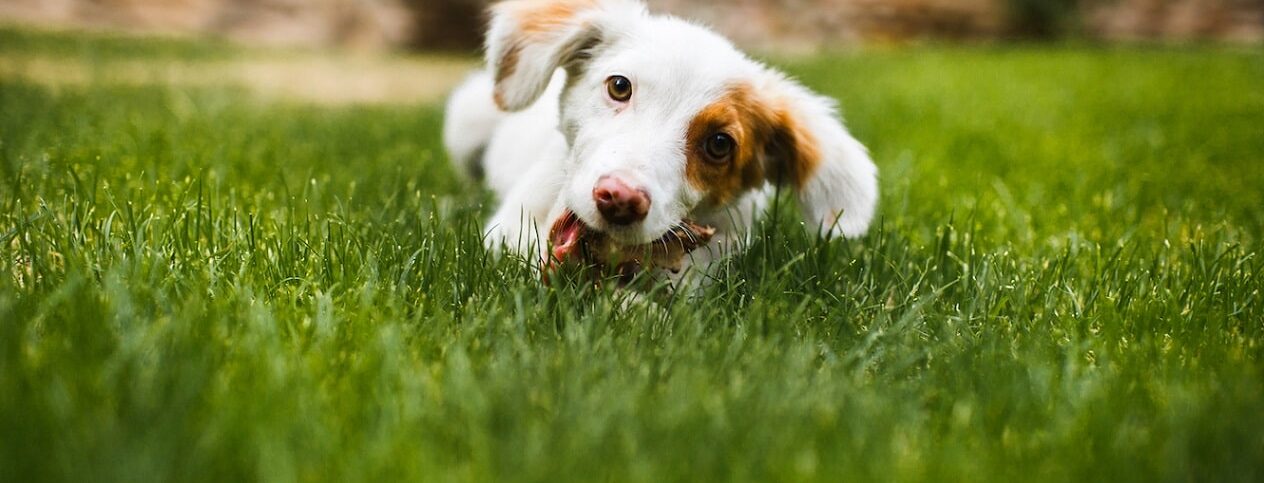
[
  {"xmin": 761, "ymin": 76, "xmax": 879, "ymax": 238},
  {"xmin": 486, "ymin": 0, "xmax": 644, "ymax": 112}
]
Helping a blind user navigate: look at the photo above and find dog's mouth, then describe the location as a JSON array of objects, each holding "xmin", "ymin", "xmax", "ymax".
[
  {"xmin": 549, "ymin": 210, "xmax": 588, "ymax": 263},
  {"xmin": 544, "ymin": 210, "xmax": 717, "ymax": 283}
]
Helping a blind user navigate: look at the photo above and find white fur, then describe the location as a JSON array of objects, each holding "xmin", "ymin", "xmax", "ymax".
[{"xmin": 443, "ymin": 0, "xmax": 879, "ymax": 280}]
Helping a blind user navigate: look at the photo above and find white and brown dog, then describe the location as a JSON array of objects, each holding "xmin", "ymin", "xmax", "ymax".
[{"xmin": 444, "ymin": 0, "xmax": 877, "ymax": 283}]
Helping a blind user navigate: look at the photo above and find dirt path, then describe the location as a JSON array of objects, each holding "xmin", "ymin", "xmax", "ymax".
[{"xmin": 0, "ymin": 52, "xmax": 479, "ymax": 105}]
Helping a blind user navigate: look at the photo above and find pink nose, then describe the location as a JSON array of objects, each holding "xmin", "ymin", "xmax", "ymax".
[{"xmin": 592, "ymin": 176, "xmax": 650, "ymax": 226}]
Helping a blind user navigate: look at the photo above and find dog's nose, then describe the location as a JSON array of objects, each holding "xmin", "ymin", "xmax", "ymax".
[{"xmin": 593, "ymin": 176, "xmax": 650, "ymax": 226}]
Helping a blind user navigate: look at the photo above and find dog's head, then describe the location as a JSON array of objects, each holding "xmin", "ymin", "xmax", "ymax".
[{"xmin": 488, "ymin": 0, "xmax": 878, "ymax": 245}]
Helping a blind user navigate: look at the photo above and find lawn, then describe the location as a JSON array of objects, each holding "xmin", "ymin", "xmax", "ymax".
[{"xmin": 1, "ymin": 28, "xmax": 1262, "ymax": 482}]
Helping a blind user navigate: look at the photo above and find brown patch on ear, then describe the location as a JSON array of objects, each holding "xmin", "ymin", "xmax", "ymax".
[
  {"xmin": 685, "ymin": 84, "xmax": 822, "ymax": 207},
  {"xmin": 491, "ymin": 0, "xmax": 599, "ymax": 110},
  {"xmin": 515, "ymin": 0, "xmax": 598, "ymax": 35},
  {"xmin": 766, "ymin": 102, "xmax": 821, "ymax": 190},
  {"xmin": 493, "ymin": 42, "xmax": 523, "ymax": 109}
]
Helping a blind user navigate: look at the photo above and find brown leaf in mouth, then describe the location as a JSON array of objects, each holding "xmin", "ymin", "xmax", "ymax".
[{"xmin": 543, "ymin": 211, "xmax": 716, "ymax": 285}]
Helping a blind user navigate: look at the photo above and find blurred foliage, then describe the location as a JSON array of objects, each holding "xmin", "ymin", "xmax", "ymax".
[
  {"xmin": 406, "ymin": 0, "xmax": 489, "ymax": 51},
  {"xmin": 1006, "ymin": 0, "xmax": 1081, "ymax": 38}
]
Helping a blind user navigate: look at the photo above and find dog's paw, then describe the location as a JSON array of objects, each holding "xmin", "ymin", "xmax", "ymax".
[{"xmin": 483, "ymin": 215, "xmax": 546, "ymax": 260}]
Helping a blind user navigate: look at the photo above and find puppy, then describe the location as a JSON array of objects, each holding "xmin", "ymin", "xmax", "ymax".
[{"xmin": 444, "ymin": 0, "xmax": 877, "ymax": 284}]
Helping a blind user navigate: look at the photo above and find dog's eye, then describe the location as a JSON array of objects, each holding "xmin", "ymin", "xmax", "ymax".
[
  {"xmin": 606, "ymin": 75, "xmax": 633, "ymax": 102},
  {"xmin": 703, "ymin": 133, "xmax": 735, "ymax": 162}
]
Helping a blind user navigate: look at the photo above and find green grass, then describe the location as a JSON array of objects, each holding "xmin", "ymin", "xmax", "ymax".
[{"xmin": 2, "ymin": 29, "xmax": 1263, "ymax": 482}]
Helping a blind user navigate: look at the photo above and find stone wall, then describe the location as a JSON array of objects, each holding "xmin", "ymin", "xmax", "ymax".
[
  {"xmin": 1, "ymin": 0, "xmax": 1259, "ymax": 51},
  {"xmin": 1085, "ymin": 0, "xmax": 1264, "ymax": 43},
  {"xmin": 0, "ymin": 0, "xmax": 414, "ymax": 50}
]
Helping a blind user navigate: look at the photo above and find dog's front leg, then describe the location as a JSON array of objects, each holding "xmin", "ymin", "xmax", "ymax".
[{"xmin": 483, "ymin": 152, "xmax": 567, "ymax": 260}]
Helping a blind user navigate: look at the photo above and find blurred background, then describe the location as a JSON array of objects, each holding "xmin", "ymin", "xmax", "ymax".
[{"xmin": 2, "ymin": 0, "xmax": 1262, "ymax": 53}]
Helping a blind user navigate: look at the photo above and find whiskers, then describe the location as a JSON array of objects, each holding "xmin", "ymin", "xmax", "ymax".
[{"xmin": 653, "ymin": 220, "xmax": 694, "ymax": 254}]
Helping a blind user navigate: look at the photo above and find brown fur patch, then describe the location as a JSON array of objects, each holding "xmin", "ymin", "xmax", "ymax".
[
  {"xmin": 771, "ymin": 102, "xmax": 822, "ymax": 189},
  {"xmin": 492, "ymin": 0, "xmax": 598, "ymax": 109},
  {"xmin": 493, "ymin": 42, "xmax": 523, "ymax": 109},
  {"xmin": 514, "ymin": 0, "xmax": 598, "ymax": 35},
  {"xmin": 685, "ymin": 84, "xmax": 821, "ymax": 207}
]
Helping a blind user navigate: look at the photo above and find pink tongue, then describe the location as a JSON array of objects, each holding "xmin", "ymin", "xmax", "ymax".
[{"xmin": 550, "ymin": 218, "xmax": 584, "ymax": 262}]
